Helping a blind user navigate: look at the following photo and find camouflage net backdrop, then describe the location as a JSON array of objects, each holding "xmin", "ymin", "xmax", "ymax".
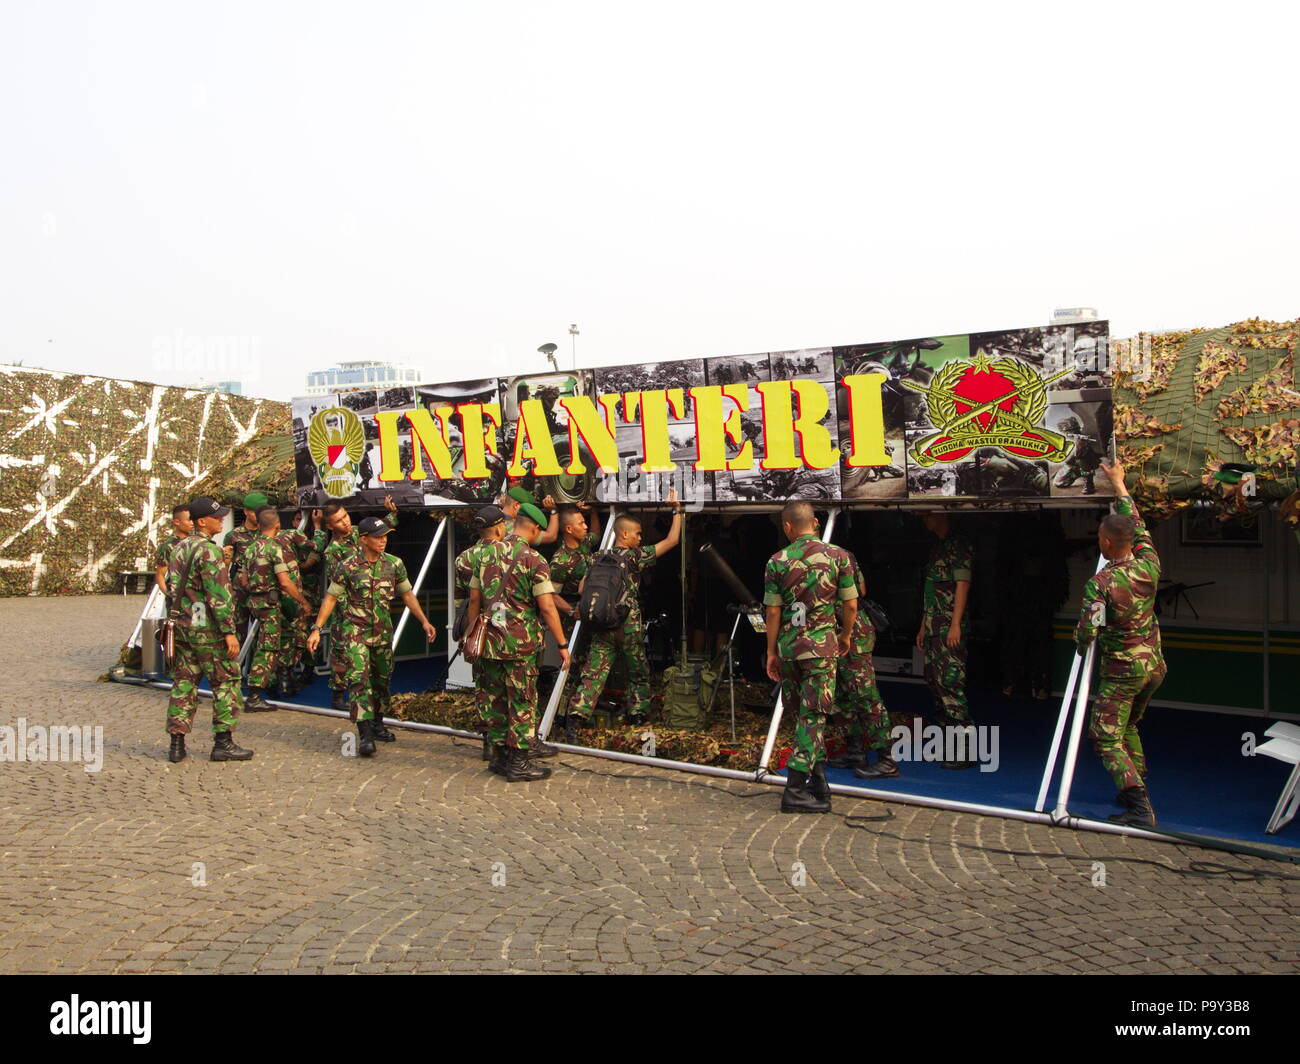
[
  {"xmin": 0, "ymin": 366, "xmax": 288, "ymax": 596},
  {"xmin": 1114, "ymin": 317, "xmax": 1300, "ymax": 521}
]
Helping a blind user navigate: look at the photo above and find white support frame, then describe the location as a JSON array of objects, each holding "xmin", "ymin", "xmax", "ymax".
[{"xmin": 391, "ymin": 515, "xmax": 448, "ymax": 653}]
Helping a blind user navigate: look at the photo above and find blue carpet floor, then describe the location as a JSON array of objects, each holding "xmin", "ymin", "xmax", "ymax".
[{"xmin": 204, "ymin": 663, "xmax": 1297, "ymax": 851}]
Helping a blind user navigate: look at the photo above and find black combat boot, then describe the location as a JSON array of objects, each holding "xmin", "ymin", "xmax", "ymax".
[
  {"xmin": 356, "ymin": 719, "xmax": 377, "ymax": 758},
  {"xmin": 1109, "ymin": 786, "xmax": 1157, "ymax": 828},
  {"xmin": 781, "ymin": 768, "xmax": 831, "ymax": 814},
  {"xmin": 244, "ymin": 689, "xmax": 277, "ymax": 712},
  {"xmin": 372, "ymin": 713, "xmax": 397, "ymax": 743},
  {"xmin": 278, "ymin": 667, "xmax": 299, "ymax": 698},
  {"xmin": 504, "ymin": 748, "xmax": 552, "ymax": 782},
  {"xmin": 481, "ymin": 734, "xmax": 494, "ymax": 761},
  {"xmin": 331, "ymin": 688, "xmax": 348, "ymax": 712},
  {"xmin": 489, "ymin": 744, "xmax": 508, "ymax": 776},
  {"xmin": 809, "ymin": 762, "xmax": 832, "ymax": 808},
  {"xmin": 564, "ymin": 714, "xmax": 586, "ymax": 744},
  {"xmin": 826, "ymin": 743, "xmax": 867, "ymax": 769},
  {"xmin": 169, "ymin": 734, "xmax": 186, "ymax": 763},
  {"xmin": 528, "ymin": 733, "xmax": 558, "ymax": 759},
  {"xmin": 854, "ymin": 753, "xmax": 900, "ymax": 780},
  {"xmin": 211, "ymin": 731, "xmax": 254, "ymax": 762},
  {"xmin": 1083, "ymin": 472, "xmax": 1097, "ymax": 496}
]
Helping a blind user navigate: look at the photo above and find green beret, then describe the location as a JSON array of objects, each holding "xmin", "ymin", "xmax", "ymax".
[
  {"xmin": 506, "ymin": 486, "xmax": 535, "ymax": 506},
  {"xmin": 517, "ymin": 502, "xmax": 547, "ymax": 529},
  {"xmin": 243, "ymin": 491, "xmax": 270, "ymax": 509}
]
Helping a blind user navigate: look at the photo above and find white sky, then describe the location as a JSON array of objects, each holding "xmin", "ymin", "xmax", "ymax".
[{"xmin": 2, "ymin": 1, "xmax": 1296, "ymax": 401}]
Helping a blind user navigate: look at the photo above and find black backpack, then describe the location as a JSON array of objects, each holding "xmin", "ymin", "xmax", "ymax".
[{"xmin": 579, "ymin": 551, "xmax": 634, "ymax": 631}]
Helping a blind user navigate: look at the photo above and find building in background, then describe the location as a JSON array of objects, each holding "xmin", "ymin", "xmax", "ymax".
[
  {"xmin": 195, "ymin": 379, "xmax": 243, "ymax": 394},
  {"xmin": 1051, "ymin": 307, "xmax": 1100, "ymax": 325},
  {"xmin": 305, "ymin": 360, "xmax": 424, "ymax": 395}
]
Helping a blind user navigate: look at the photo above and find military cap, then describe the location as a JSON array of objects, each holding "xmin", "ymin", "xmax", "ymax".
[
  {"xmin": 188, "ymin": 496, "xmax": 230, "ymax": 520},
  {"xmin": 243, "ymin": 491, "xmax": 270, "ymax": 509},
  {"xmin": 506, "ymin": 486, "xmax": 536, "ymax": 506},
  {"xmin": 474, "ymin": 505, "xmax": 506, "ymax": 529},
  {"xmin": 516, "ymin": 502, "xmax": 547, "ymax": 528},
  {"xmin": 1213, "ymin": 462, "xmax": 1256, "ymax": 485},
  {"xmin": 357, "ymin": 516, "xmax": 393, "ymax": 537}
]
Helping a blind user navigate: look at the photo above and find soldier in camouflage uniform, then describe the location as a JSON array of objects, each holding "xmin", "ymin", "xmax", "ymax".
[
  {"xmin": 307, "ymin": 517, "xmax": 437, "ymax": 757},
  {"xmin": 498, "ymin": 486, "xmax": 560, "ymax": 546},
  {"xmin": 1075, "ymin": 458, "xmax": 1166, "ymax": 828},
  {"xmin": 311, "ymin": 498, "xmax": 400, "ymax": 715},
  {"xmin": 165, "ymin": 497, "xmax": 254, "ymax": 764},
  {"xmin": 821, "ymin": 546, "xmax": 897, "ymax": 779},
  {"xmin": 223, "ymin": 492, "xmax": 267, "ymax": 637},
  {"xmin": 239, "ymin": 508, "xmax": 311, "ymax": 710},
  {"xmin": 466, "ymin": 504, "xmax": 571, "ymax": 781},
  {"xmin": 154, "ymin": 503, "xmax": 193, "ymax": 597},
  {"xmin": 916, "ymin": 511, "xmax": 978, "ymax": 769},
  {"xmin": 764, "ymin": 501, "xmax": 858, "ymax": 814},
  {"xmin": 548, "ymin": 502, "xmax": 601, "ymax": 714},
  {"xmin": 274, "ymin": 514, "xmax": 320, "ymax": 692},
  {"xmin": 565, "ymin": 492, "xmax": 683, "ymax": 739},
  {"xmin": 455, "ymin": 505, "xmax": 506, "ymax": 761}
]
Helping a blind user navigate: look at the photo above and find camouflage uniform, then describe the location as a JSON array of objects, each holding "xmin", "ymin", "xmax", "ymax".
[
  {"xmin": 166, "ymin": 531, "xmax": 244, "ymax": 735},
  {"xmin": 154, "ymin": 533, "xmax": 184, "ymax": 599},
  {"xmin": 314, "ymin": 515, "xmax": 399, "ymax": 690},
  {"xmin": 241, "ymin": 535, "xmax": 290, "ymax": 690},
  {"xmin": 1075, "ymin": 496, "xmax": 1167, "ymax": 791},
  {"xmin": 224, "ymin": 525, "xmax": 258, "ymax": 632},
  {"xmin": 764, "ymin": 534, "xmax": 858, "ymax": 773},
  {"xmin": 275, "ymin": 527, "xmax": 317, "ymax": 671},
  {"xmin": 327, "ymin": 552, "xmax": 411, "ymax": 723},
  {"xmin": 566, "ymin": 545, "xmax": 656, "ymax": 722},
  {"xmin": 455, "ymin": 539, "xmax": 495, "ymax": 732},
  {"xmin": 826, "ymin": 547, "xmax": 890, "ymax": 752},
  {"xmin": 470, "ymin": 534, "xmax": 556, "ymax": 750},
  {"xmin": 548, "ymin": 532, "xmax": 598, "ymax": 679},
  {"xmin": 921, "ymin": 534, "xmax": 974, "ymax": 726}
]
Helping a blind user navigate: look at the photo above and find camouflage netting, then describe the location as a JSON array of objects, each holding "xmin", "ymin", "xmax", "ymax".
[
  {"xmin": 191, "ymin": 430, "xmax": 297, "ymax": 507},
  {"xmin": 0, "ymin": 366, "xmax": 288, "ymax": 596},
  {"xmin": 1114, "ymin": 318, "xmax": 1300, "ymax": 520}
]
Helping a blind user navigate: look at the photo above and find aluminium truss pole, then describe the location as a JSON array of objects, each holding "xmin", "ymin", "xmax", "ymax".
[
  {"xmin": 391, "ymin": 516, "xmax": 448, "ymax": 651},
  {"xmin": 537, "ymin": 511, "xmax": 618, "ymax": 742},
  {"xmin": 757, "ymin": 508, "xmax": 839, "ymax": 778},
  {"xmin": 1035, "ymin": 552, "xmax": 1108, "ymax": 811},
  {"xmin": 1051, "ymin": 639, "xmax": 1097, "ymax": 821}
]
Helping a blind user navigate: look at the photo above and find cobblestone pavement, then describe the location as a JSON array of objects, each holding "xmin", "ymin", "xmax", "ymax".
[{"xmin": 1, "ymin": 595, "xmax": 1297, "ymax": 975}]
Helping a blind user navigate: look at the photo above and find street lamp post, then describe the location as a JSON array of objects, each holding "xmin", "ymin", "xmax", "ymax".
[{"xmin": 569, "ymin": 323, "xmax": 579, "ymax": 370}]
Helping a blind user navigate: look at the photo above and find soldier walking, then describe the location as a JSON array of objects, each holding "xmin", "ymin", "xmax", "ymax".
[
  {"xmin": 1075, "ymin": 458, "xmax": 1166, "ymax": 828},
  {"xmin": 455, "ymin": 505, "xmax": 507, "ymax": 761},
  {"xmin": 306, "ymin": 517, "xmax": 437, "ymax": 757},
  {"xmin": 916, "ymin": 511, "xmax": 978, "ymax": 769},
  {"xmin": 465, "ymin": 504, "xmax": 571, "ymax": 781},
  {"xmin": 154, "ymin": 503, "xmax": 193, "ymax": 597},
  {"xmin": 240, "ymin": 508, "xmax": 310, "ymax": 711},
  {"xmin": 164, "ymin": 497, "xmax": 254, "ymax": 764},
  {"xmin": 820, "ymin": 546, "xmax": 897, "ymax": 780},
  {"xmin": 764, "ymin": 502, "xmax": 858, "ymax": 813},
  {"xmin": 565, "ymin": 491, "xmax": 682, "ymax": 739}
]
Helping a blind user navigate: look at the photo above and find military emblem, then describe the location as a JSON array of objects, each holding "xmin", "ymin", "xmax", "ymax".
[
  {"xmin": 308, "ymin": 407, "xmax": 366, "ymax": 498},
  {"xmin": 904, "ymin": 352, "xmax": 1074, "ymax": 467}
]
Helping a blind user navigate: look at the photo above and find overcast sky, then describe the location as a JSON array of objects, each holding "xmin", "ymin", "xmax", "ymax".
[{"xmin": 2, "ymin": 1, "xmax": 1296, "ymax": 400}]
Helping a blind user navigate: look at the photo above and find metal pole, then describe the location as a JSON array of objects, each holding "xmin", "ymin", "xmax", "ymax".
[
  {"xmin": 680, "ymin": 507, "xmax": 688, "ymax": 669},
  {"xmin": 238, "ymin": 618, "xmax": 259, "ymax": 668},
  {"xmin": 537, "ymin": 512, "xmax": 618, "ymax": 741},
  {"xmin": 128, "ymin": 585, "xmax": 163, "ymax": 648},
  {"xmin": 392, "ymin": 516, "xmax": 447, "ymax": 650},
  {"xmin": 1035, "ymin": 553, "xmax": 1108, "ymax": 811},
  {"xmin": 1263, "ymin": 510, "xmax": 1271, "ymax": 716},
  {"xmin": 1051, "ymin": 640, "xmax": 1096, "ymax": 820},
  {"xmin": 728, "ymin": 611, "xmax": 740, "ymax": 741},
  {"xmin": 757, "ymin": 508, "xmax": 838, "ymax": 778}
]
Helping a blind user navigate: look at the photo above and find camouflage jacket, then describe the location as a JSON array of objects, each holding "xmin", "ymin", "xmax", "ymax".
[
  {"xmin": 763, "ymin": 534, "xmax": 858, "ymax": 660},
  {"xmin": 922, "ymin": 534, "xmax": 973, "ymax": 628},
  {"xmin": 275, "ymin": 527, "xmax": 317, "ymax": 584},
  {"xmin": 241, "ymin": 535, "xmax": 290, "ymax": 607},
  {"xmin": 153, "ymin": 533, "xmax": 184, "ymax": 571},
  {"xmin": 1074, "ymin": 496, "xmax": 1164, "ymax": 667},
  {"xmin": 167, "ymin": 532, "xmax": 238, "ymax": 638},
  {"xmin": 827, "ymin": 544, "xmax": 875, "ymax": 659},
  {"xmin": 327, "ymin": 552, "xmax": 412, "ymax": 646},
  {"xmin": 550, "ymin": 534, "xmax": 598, "ymax": 602},
  {"xmin": 454, "ymin": 540, "xmax": 493, "ymax": 603},
  {"xmin": 469, "ymin": 533, "xmax": 556, "ymax": 661},
  {"xmin": 601, "ymin": 544, "xmax": 656, "ymax": 630},
  {"xmin": 224, "ymin": 526, "xmax": 259, "ymax": 576}
]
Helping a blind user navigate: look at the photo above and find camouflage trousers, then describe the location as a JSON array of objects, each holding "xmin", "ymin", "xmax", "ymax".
[
  {"xmin": 1088, "ymin": 656, "xmax": 1167, "ymax": 791},
  {"xmin": 923, "ymin": 622, "xmax": 972, "ymax": 727},
  {"xmin": 478, "ymin": 657, "xmax": 537, "ymax": 751},
  {"xmin": 247, "ymin": 606, "xmax": 282, "ymax": 689},
  {"xmin": 167, "ymin": 631, "xmax": 243, "ymax": 735},
  {"xmin": 834, "ymin": 636, "xmax": 891, "ymax": 751},
  {"xmin": 342, "ymin": 638, "xmax": 393, "ymax": 723},
  {"xmin": 780, "ymin": 656, "xmax": 835, "ymax": 774},
  {"xmin": 567, "ymin": 627, "xmax": 649, "ymax": 720},
  {"xmin": 328, "ymin": 622, "xmax": 350, "ymax": 691}
]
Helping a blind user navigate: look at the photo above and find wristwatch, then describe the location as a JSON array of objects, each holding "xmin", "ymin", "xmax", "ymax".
[{"xmin": 311, "ymin": 623, "xmax": 322, "ymax": 633}]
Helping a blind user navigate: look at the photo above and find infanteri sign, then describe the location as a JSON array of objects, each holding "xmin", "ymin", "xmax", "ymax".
[{"xmin": 291, "ymin": 322, "xmax": 1114, "ymax": 509}]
